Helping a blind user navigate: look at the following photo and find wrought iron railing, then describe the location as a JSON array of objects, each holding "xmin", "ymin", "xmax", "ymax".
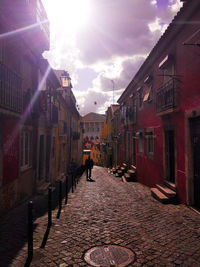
[
  {"xmin": 156, "ymin": 78, "xmax": 179, "ymax": 114},
  {"xmin": 0, "ymin": 61, "xmax": 22, "ymax": 113}
]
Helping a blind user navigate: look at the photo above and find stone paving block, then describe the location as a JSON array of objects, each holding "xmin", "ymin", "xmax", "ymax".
[{"xmin": 1, "ymin": 166, "xmax": 200, "ymax": 266}]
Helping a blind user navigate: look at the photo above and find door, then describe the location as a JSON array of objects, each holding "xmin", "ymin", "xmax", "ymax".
[
  {"xmin": 45, "ymin": 135, "xmax": 51, "ymax": 181},
  {"xmin": 165, "ymin": 130, "xmax": 175, "ymax": 183},
  {"xmin": 39, "ymin": 135, "xmax": 44, "ymax": 180},
  {"xmin": 190, "ymin": 117, "xmax": 200, "ymax": 210}
]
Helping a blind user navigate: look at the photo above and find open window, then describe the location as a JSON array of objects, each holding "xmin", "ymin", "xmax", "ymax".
[
  {"xmin": 143, "ymin": 75, "xmax": 153, "ymax": 103},
  {"xmin": 159, "ymin": 54, "xmax": 175, "ymax": 83}
]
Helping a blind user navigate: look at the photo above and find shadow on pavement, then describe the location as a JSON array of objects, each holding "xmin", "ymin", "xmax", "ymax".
[{"xmin": 0, "ymin": 170, "xmax": 84, "ymax": 267}]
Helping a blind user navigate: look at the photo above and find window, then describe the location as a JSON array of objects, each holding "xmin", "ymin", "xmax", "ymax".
[
  {"xmin": 129, "ymin": 96, "xmax": 137, "ymax": 124},
  {"xmin": 138, "ymin": 88, "xmax": 143, "ymax": 109},
  {"xmin": 163, "ymin": 65, "xmax": 175, "ymax": 83},
  {"xmin": 159, "ymin": 54, "xmax": 175, "ymax": 83},
  {"xmin": 21, "ymin": 131, "xmax": 32, "ymax": 169},
  {"xmin": 146, "ymin": 132, "xmax": 154, "ymax": 155},
  {"xmin": 143, "ymin": 86, "xmax": 152, "ymax": 102},
  {"xmin": 52, "ymin": 137, "xmax": 56, "ymax": 158},
  {"xmin": 138, "ymin": 132, "xmax": 144, "ymax": 154},
  {"xmin": 144, "ymin": 75, "xmax": 153, "ymax": 103}
]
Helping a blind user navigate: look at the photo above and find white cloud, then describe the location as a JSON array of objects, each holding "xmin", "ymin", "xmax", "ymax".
[{"xmin": 43, "ymin": 0, "xmax": 183, "ymax": 115}]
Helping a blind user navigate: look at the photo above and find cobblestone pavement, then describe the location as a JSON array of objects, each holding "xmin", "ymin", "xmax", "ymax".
[{"xmin": 1, "ymin": 166, "xmax": 200, "ymax": 267}]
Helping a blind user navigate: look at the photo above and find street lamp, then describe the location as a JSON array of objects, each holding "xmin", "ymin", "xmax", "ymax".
[
  {"xmin": 60, "ymin": 70, "xmax": 72, "ymax": 170},
  {"xmin": 60, "ymin": 70, "xmax": 71, "ymax": 89}
]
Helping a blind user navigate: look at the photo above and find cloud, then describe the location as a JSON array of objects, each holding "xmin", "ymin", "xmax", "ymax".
[
  {"xmin": 76, "ymin": 0, "xmax": 158, "ymax": 65},
  {"xmin": 43, "ymin": 0, "xmax": 183, "ymax": 115},
  {"xmin": 74, "ymin": 88, "xmax": 109, "ymax": 116},
  {"xmin": 94, "ymin": 55, "xmax": 146, "ymax": 93}
]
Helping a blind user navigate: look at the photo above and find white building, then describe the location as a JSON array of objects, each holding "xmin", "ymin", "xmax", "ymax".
[{"xmin": 81, "ymin": 112, "xmax": 105, "ymax": 141}]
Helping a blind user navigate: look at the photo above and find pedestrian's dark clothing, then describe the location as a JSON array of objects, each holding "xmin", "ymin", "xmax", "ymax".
[{"xmin": 85, "ymin": 157, "xmax": 94, "ymax": 180}]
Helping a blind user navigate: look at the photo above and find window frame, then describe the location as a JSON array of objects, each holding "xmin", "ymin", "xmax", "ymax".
[
  {"xmin": 137, "ymin": 87, "xmax": 143, "ymax": 109},
  {"xmin": 146, "ymin": 129, "xmax": 154, "ymax": 159},
  {"xmin": 138, "ymin": 131, "xmax": 144, "ymax": 154},
  {"xmin": 20, "ymin": 130, "xmax": 32, "ymax": 170}
]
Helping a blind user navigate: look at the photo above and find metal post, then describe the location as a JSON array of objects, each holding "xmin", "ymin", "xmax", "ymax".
[
  {"xmin": 59, "ymin": 180, "xmax": 62, "ymax": 211},
  {"xmin": 71, "ymin": 174, "xmax": 74, "ymax": 193},
  {"xmin": 48, "ymin": 186, "xmax": 52, "ymax": 227},
  {"xmin": 74, "ymin": 175, "xmax": 77, "ymax": 190},
  {"xmin": 65, "ymin": 175, "xmax": 68, "ymax": 205},
  {"xmin": 27, "ymin": 201, "xmax": 33, "ymax": 261},
  {"xmin": 56, "ymin": 180, "xmax": 62, "ymax": 219}
]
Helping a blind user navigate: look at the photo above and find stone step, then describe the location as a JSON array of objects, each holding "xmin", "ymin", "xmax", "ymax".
[
  {"xmin": 117, "ymin": 170, "xmax": 123, "ymax": 177},
  {"xmin": 156, "ymin": 184, "xmax": 176, "ymax": 198},
  {"xmin": 164, "ymin": 181, "xmax": 176, "ymax": 192},
  {"xmin": 124, "ymin": 173, "xmax": 131, "ymax": 179},
  {"xmin": 112, "ymin": 168, "xmax": 117, "ymax": 174},
  {"xmin": 151, "ymin": 188, "xmax": 170, "ymax": 204},
  {"xmin": 127, "ymin": 169, "xmax": 136, "ymax": 176}
]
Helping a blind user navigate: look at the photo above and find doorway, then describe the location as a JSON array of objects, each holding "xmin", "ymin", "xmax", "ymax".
[
  {"xmin": 190, "ymin": 117, "xmax": 200, "ymax": 210},
  {"xmin": 39, "ymin": 135, "xmax": 44, "ymax": 180},
  {"xmin": 45, "ymin": 135, "xmax": 51, "ymax": 181},
  {"xmin": 165, "ymin": 130, "xmax": 175, "ymax": 183}
]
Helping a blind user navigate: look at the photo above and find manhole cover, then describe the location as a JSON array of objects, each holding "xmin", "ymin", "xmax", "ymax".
[{"xmin": 84, "ymin": 245, "xmax": 135, "ymax": 266}]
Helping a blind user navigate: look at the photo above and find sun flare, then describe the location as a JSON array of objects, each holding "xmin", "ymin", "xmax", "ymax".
[{"xmin": 43, "ymin": 0, "xmax": 91, "ymax": 38}]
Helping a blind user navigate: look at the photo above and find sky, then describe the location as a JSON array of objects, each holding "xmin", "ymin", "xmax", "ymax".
[{"xmin": 42, "ymin": 0, "xmax": 183, "ymax": 116}]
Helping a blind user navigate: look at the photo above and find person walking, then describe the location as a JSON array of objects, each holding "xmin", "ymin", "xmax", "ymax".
[{"xmin": 85, "ymin": 155, "xmax": 94, "ymax": 181}]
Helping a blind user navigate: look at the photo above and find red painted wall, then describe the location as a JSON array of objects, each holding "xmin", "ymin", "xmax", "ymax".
[{"xmin": 119, "ymin": 4, "xmax": 200, "ymax": 204}]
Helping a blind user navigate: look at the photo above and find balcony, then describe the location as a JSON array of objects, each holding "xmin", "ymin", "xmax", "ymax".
[
  {"xmin": 0, "ymin": 61, "xmax": 22, "ymax": 114},
  {"xmin": 156, "ymin": 78, "xmax": 179, "ymax": 115}
]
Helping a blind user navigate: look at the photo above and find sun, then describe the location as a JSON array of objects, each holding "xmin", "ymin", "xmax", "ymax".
[{"xmin": 43, "ymin": 0, "xmax": 91, "ymax": 38}]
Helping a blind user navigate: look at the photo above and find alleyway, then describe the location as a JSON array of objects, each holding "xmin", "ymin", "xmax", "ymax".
[{"xmin": 1, "ymin": 166, "xmax": 200, "ymax": 267}]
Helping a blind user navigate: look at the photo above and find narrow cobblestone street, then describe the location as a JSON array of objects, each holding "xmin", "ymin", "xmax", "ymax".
[{"xmin": 1, "ymin": 166, "xmax": 200, "ymax": 267}]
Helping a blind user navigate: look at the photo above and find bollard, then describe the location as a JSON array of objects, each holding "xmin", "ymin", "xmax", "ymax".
[
  {"xmin": 71, "ymin": 174, "xmax": 74, "ymax": 193},
  {"xmin": 48, "ymin": 186, "xmax": 52, "ymax": 227},
  {"xmin": 27, "ymin": 201, "xmax": 33, "ymax": 261},
  {"xmin": 65, "ymin": 175, "xmax": 68, "ymax": 205},
  {"xmin": 74, "ymin": 175, "xmax": 77, "ymax": 190}
]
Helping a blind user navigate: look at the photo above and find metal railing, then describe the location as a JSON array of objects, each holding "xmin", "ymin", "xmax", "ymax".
[
  {"xmin": 156, "ymin": 77, "xmax": 179, "ymax": 114},
  {"xmin": 0, "ymin": 61, "xmax": 22, "ymax": 113}
]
